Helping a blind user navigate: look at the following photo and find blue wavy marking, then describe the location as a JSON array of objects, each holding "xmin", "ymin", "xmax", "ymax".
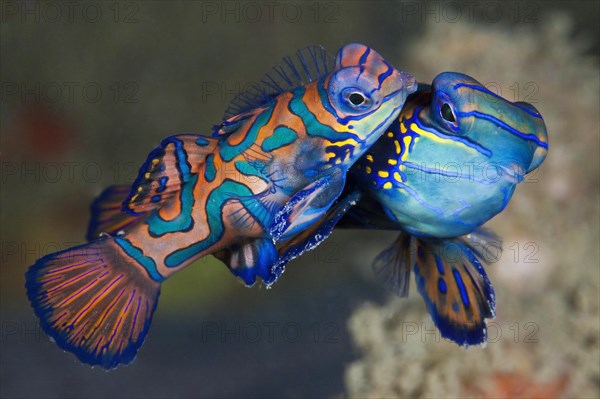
[
  {"xmin": 261, "ymin": 126, "xmax": 298, "ymax": 151},
  {"xmin": 114, "ymin": 237, "xmax": 164, "ymax": 282},
  {"xmin": 164, "ymin": 180, "xmax": 270, "ymax": 268},
  {"xmin": 234, "ymin": 160, "xmax": 270, "ymax": 183},
  {"xmin": 219, "ymin": 106, "xmax": 274, "ymax": 162},
  {"xmin": 453, "ymin": 83, "xmax": 542, "ymax": 119},
  {"xmin": 355, "ymin": 47, "xmax": 370, "ymax": 81},
  {"xmin": 290, "ymin": 86, "xmax": 356, "ymax": 141},
  {"xmin": 413, "ymin": 109, "xmax": 493, "ymax": 157},
  {"xmin": 458, "ymin": 110, "xmax": 548, "ymax": 149},
  {"xmin": 146, "ymin": 174, "xmax": 197, "ymax": 237},
  {"xmin": 376, "ymin": 63, "xmax": 394, "ymax": 91},
  {"xmin": 170, "ymin": 138, "xmax": 192, "ymax": 179},
  {"xmin": 392, "ymin": 181, "xmax": 445, "ymax": 216}
]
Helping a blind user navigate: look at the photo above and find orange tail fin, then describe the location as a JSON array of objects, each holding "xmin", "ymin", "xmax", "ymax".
[{"xmin": 25, "ymin": 237, "xmax": 161, "ymax": 369}]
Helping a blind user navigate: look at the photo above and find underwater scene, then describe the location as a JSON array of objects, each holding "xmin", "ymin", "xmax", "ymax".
[{"xmin": 1, "ymin": 1, "xmax": 598, "ymax": 398}]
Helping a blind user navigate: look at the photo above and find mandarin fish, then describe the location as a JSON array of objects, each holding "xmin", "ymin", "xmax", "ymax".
[
  {"xmin": 25, "ymin": 43, "xmax": 417, "ymax": 369},
  {"xmin": 275, "ymin": 72, "xmax": 548, "ymax": 346}
]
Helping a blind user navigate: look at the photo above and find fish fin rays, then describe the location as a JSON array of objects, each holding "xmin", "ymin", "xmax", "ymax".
[
  {"xmin": 413, "ymin": 234, "xmax": 497, "ymax": 346},
  {"xmin": 25, "ymin": 238, "xmax": 161, "ymax": 369},
  {"xmin": 371, "ymin": 232, "xmax": 415, "ymax": 298},
  {"xmin": 222, "ymin": 45, "xmax": 334, "ymax": 120},
  {"xmin": 270, "ymin": 170, "xmax": 346, "ymax": 243},
  {"xmin": 124, "ymin": 134, "xmax": 217, "ymax": 215},
  {"xmin": 271, "ymin": 189, "xmax": 361, "ymax": 282},
  {"xmin": 87, "ymin": 185, "xmax": 145, "ymax": 240}
]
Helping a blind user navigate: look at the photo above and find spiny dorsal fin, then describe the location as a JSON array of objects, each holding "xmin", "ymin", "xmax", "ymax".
[{"xmin": 222, "ymin": 45, "xmax": 334, "ymax": 120}]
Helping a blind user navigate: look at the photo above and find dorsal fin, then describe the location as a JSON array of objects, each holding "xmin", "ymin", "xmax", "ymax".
[{"xmin": 222, "ymin": 45, "xmax": 334, "ymax": 120}]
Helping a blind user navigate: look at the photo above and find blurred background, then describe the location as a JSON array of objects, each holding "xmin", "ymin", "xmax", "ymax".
[{"xmin": 1, "ymin": 1, "xmax": 598, "ymax": 398}]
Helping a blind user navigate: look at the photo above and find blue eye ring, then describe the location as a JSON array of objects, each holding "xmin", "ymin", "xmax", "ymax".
[{"xmin": 340, "ymin": 87, "xmax": 373, "ymax": 111}]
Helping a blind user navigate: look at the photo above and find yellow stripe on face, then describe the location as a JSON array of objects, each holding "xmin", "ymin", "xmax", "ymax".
[
  {"xmin": 366, "ymin": 154, "xmax": 374, "ymax": 162},
  {"xmin": 394, "ymin": 140, "xmax": 401, "ymax": 154},
  {"xmin": 409, "ymin": 122, "xmax": 479, "ymax": 154},
  {"xmin": 394, "ymin": 172, "xmax": 402, "ymax": 182},
  {"xmin": 388, "ymin": 159, "xmax": 397, "ymax": 165},
  {"xmin": 365, "ymin": 166, "xmax": 372, "ymax": 174},
  {"xmin": 383, "ymin": 182, "xmax": 392, "ymax": 189},
  {"xmin": 378, "ymin": 170, "xmax": 389, "ymax": 178}
]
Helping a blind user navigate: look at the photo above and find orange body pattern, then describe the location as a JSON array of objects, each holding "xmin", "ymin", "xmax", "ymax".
[{"xmin": 26, "ymin": 44, "xmax": 417, "ymax": 368}]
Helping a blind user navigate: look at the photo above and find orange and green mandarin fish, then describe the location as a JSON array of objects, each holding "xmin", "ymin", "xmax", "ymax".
[
  {"xmin": 278, "ymin": 72, "xmax": 548, "ymax": 346},
  {"xmin": 25, "ymin": 44, "xmax": 417, "ymax": 369}
]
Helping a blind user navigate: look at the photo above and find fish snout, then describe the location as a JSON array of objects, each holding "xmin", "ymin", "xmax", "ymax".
[{"xmin": 514, "ymin": 102, "xmax": 549, "ymax": 173}]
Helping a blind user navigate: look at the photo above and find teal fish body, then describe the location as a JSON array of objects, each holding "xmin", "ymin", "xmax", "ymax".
[{"xmin": 352, "ymin": 72, "xmax": 548, "ymax": 237}]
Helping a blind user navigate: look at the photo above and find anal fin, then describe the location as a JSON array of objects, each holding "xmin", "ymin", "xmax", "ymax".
[{"xmin": 413, "ymin": 231, "xmax": 498, "ymax": 346}]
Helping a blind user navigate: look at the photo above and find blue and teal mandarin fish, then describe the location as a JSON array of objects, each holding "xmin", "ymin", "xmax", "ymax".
[
  {"xmin": 276, "ymin": 72, "xmax": 548, "ymax": 346},
  {"xmin": 25, "ymin": 44, "xmax": 417, "ymax": 369}
]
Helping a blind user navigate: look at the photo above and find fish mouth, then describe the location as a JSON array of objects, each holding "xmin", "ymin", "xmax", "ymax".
[
  {"xmin": 382, "ymin": 73, "xmax": 417, "ymax": 105},
  {"xmin": 404, "ymin": 74, "xmax": 418, "ymax": 94},
  {"xmin": 497, "ymin": 164, "xmax": 526, "ymax": 184}
]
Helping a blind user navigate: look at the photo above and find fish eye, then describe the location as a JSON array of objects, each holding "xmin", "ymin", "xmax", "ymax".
[
  {"xmin": 340, "ymin": 88, "xmax": 372, "ymax": 111},
  {"xmin": 349, "ymin": 92, "xmax": 365, "ymax": 105},
  {"xmin": 441, "ymin": 103, "xmax": 456, "ymax": 122}
]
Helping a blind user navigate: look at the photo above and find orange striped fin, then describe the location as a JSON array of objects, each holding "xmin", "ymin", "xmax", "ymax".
[
  {"xmin": 413, "ymin": 234, "xmax": 497, "ymax": 346},
  {"xmin": 25, "ymin": 238, "xmax": 161, "ymax": 369}
]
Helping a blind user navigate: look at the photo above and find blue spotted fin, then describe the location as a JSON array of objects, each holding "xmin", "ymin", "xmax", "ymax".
[
  {"xmin": 412, "ymin": 230, "xmax": 499, "ymax": 346},
  {"xmin": 270, "ymin": 189, "xmax": 361, "ymax": 283},
  {"xmin": 25, "ymin": 237, "xmax": 161, "ymax": 369},
  {"xmin": 123, "ymin": 135, "xmax": 217, "ymax": 215},
  {"xmin": 223, "ymin": 45, "xmax": 334, "ymax": 120},
  {"xmin": 87, "ymin": 185, "xmax": 144, "ymax": 241}
]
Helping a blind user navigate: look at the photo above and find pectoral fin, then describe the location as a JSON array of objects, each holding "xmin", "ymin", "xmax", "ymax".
[
  {"xmin": 269, "ymin": 170, "xmax": 346, "ymax": 243},
  {"xmin": 270, "ymin": 189, "xmax": 361, "ymax": 282}
]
